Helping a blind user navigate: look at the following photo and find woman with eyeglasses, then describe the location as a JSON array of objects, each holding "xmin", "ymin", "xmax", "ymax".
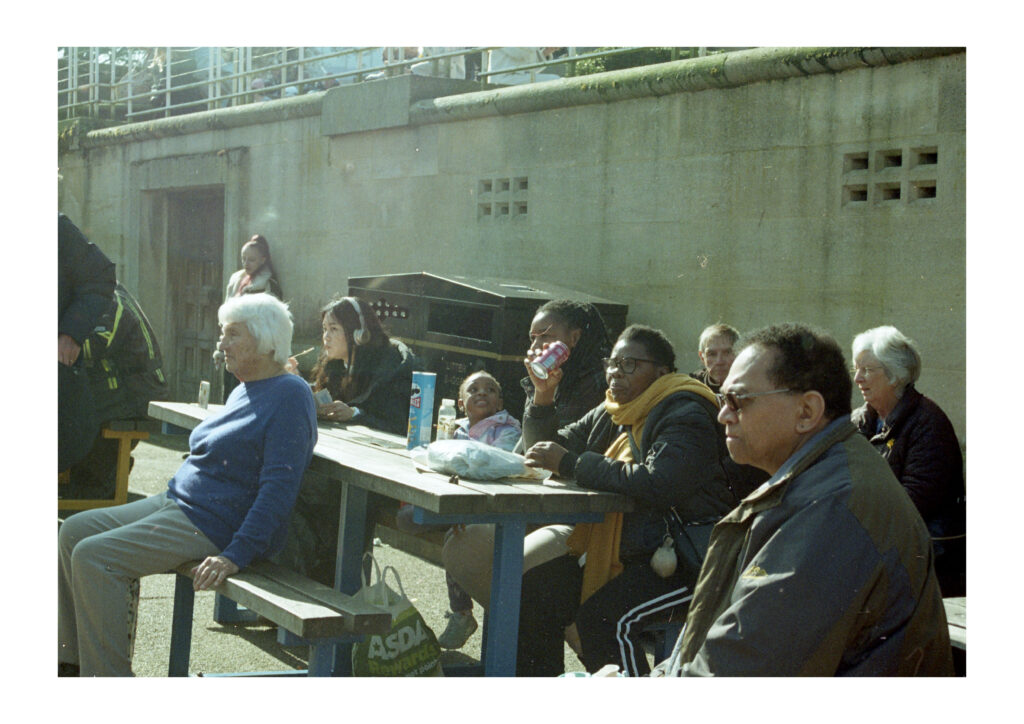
[
  {"xmin": 850, "ymin": 326, "xmax": 965, "ymax": 597},
  {"xmin": 513, "ymin": 324, "xmax": 738, "ymax": 677}
]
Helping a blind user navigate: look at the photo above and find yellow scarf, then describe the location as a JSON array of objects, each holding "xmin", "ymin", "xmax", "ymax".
[{"xmin": 567, "ymin": 373, "xmax": 718, "ymax": 603}]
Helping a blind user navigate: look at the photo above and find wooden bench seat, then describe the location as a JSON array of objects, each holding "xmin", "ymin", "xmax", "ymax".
[
  {"xmin": 170, "ymin": 559, "xmax": 392, "ymax": 677},
  {"xmin": 58, "ymin": 421, "xmax": 153, "ymax": 511}
]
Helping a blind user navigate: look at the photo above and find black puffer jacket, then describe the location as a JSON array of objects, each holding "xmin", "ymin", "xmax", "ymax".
[
  {"xmin": 523, "ymin": 390, "xmax": 738, "ymax": 561},
  {"xmin": 851, "ymin": 384, "xmax": 965, "ymax": 595},
  {"xmin": 58, "ymin": 214, "xmax": 116, "ymax": 470},
  {"xmin": 58, "ymin": 214, "xmax": 116, "ymax": 345},
  {"xmin": 82, "ymin": 283, "xmax": 169, "ymax": 422},
  {"xmin": 340, "ymin": 338, "xmax": 421, "ymax": 435},
  {"xmin": 515, "ymin": 356, "xmax": 608, "ymax": 455},
  {"xmin": 519, "ymin": 357, "xmax": 608, "ymax": 431}
]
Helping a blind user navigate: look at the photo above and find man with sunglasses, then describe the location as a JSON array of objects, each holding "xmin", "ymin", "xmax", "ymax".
[{"xmin": 655, "ymin": 323, "xmax": 953, "ymax": 676}]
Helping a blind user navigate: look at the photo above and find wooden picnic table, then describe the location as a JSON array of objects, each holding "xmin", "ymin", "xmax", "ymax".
[{"xmin": 149, "ymin": 400, "xmax": 634, "ymax": 676}]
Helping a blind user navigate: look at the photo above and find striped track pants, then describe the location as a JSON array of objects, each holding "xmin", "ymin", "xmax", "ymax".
[{"xmin": 614, "ymin": 584, "xmax": 693, "ymax": 677}]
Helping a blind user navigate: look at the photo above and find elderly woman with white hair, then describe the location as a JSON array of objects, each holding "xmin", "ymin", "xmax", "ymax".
[
  {"xmin": 58, "ymin": 293, "xmax": 318, "ymax": 677},
  {"xmin": 850, "ymin": 325, "xmax": 965, "ymax": 597}
]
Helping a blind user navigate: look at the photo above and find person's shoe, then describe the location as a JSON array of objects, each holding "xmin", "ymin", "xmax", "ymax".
[
  {"xmin": 58, "ymin": 662, "xmax": 80, "ymax": 677},
  {"xmin": 437, "ymin": 610, "xmax": 478, "ymax": 649}
]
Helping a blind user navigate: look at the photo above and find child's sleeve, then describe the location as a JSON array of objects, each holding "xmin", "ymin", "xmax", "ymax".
[{"xmin": 491, "ymin": 424, "xmax": 522, "ymax": 452}]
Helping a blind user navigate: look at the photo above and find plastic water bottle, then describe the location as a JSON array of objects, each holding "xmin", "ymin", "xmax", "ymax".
[{"xmin": 436, "ymin": 398, "xmax": 457, "ymax": 441}]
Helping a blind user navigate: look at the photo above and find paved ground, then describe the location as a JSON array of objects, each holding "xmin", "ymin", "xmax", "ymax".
[{"xmin": 59, "ymin": 431, "xmax": 588, "ymax": 677}]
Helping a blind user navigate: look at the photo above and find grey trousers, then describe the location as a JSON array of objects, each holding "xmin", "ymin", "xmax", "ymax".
[{"xmin": 58, "ymin": 492, "xmax": 220, "ymax": 676}]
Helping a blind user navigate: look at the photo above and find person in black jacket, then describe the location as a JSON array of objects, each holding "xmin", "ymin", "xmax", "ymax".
[
  {"xmin": 58, "ymin": 214, "xmax": 116, "ymax": 473},
  {"xmin": 518, "ymin": 299, "xmax": 612, "ymax": 437},
  {"xmin": 442, "ymin": 300, "xmax": 612, "ymax": 614},
  {"xmin": 308, "ymin": 295, "xmax": 418, "ymax": 434},
  {"xmin": 689, "ymin": 323, "xmax": 769, "ymax": 497},
  {"xmin": 59, "ymin": 215, "xmax": 116, "ymax": 366},
  {"xmin": 516, "ymin": 324, "xmax": 738, "ymax": 677},
  {"xmin": 66, "ymin": 283, "xmax": 169, "ymax": 499},
  {"xmin": 276, "ymin": 295, "xmax": 422, "ymax": 585},
  {"xmin": 850, "ymin": 325, "xmax": 965, "ymax": 596}
]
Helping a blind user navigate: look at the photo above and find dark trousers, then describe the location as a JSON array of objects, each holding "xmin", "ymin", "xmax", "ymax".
[
  {"xmin": 274, "ymin": 471, "xmax": 398, "ymax": 587},
  {"xmin": 516, "ymin": 554, "xmax": 693, "ymax": 677}
]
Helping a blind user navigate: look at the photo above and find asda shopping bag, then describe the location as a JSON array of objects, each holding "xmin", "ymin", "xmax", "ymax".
[{"xmin": 351, "ymin": 554, "xmax": 443, "ymax": 676}]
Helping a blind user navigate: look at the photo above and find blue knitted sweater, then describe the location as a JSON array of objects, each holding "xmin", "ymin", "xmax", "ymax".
[{"xmin": 168, "ymin": 373, "xmax": 317, "ymax": 568}]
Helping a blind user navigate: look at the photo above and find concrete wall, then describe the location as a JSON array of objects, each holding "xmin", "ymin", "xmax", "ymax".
[{"xmin": 58, "ymin": 47, "xmax": 966, "ymax": 440}]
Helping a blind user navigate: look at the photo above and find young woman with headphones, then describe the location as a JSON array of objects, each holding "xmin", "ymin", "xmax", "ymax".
[
  {"xmin": 278, "ymin": 295, "xmax": 421, "ymax": 584},
  {"xmin": 308, "ymin": 295, "xmax": 420, "ymax": 434}
]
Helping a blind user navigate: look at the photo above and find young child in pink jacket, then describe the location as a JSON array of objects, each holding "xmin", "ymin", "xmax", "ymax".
[{"xmin": 452, "ymin": 371, "xmax": 521, "ymax": 451}]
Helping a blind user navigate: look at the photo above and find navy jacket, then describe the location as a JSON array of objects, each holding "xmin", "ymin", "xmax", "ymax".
[{"xmin": 851, "ymin": 385, "xmax": 965, "ymax": 595}]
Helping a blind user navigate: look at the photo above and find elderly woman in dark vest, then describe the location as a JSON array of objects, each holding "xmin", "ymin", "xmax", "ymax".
[{"xmin": 850, "ymin": 325, "xmax": 965, "ymax": 597}]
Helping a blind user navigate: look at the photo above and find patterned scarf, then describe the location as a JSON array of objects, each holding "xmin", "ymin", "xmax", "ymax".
[{"xmin": 567, "ymin": 373, "xmax": 718, "ymax": 603}]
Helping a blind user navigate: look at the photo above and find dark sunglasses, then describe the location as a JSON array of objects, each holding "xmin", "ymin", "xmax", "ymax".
[{"xmin": 716, "ymin": 388, "xmax": 792, "ymax": 412}]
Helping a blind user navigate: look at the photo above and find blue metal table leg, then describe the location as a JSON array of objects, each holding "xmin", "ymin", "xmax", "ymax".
[
  {"xmin": 330, "ymin": 481, "xmax": 369, "ymax": 676},
  {"xmin": 169, "ymin": 574, "xmax": 195, "ymax": 676},
  {"xmin": 483, "ymin": 519, "xmax": 527, "ymax": 676},
  {"xmin": 308, "ymin": 643, "xmax": 335, "ymax": 676},
  {"xmin": 161, "ymin": 422, "xmax": 190, "ymax": 435}
]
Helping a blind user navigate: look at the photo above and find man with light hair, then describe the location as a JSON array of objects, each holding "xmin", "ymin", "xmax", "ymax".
[
  {"xmin": 691, "ymin": 323, "xmax": 739, "ymax": 393},
  {"xmin": 656, "ymin": 323, "xmax": 953, "ymax": 676}
]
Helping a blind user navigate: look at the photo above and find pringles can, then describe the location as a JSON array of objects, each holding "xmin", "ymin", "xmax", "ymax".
[
  {"xmin": 407, "ymin": 371, "xmax": 437, "ymax": 449},
  {"xmin": 529, "ymin": 341, "xmax": 570, "ymax": 379}
]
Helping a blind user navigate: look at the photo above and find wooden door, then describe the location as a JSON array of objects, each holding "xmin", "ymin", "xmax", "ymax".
[{"xmin": 166, "ymin": 189, "xmax": 224, "ymax": 402}]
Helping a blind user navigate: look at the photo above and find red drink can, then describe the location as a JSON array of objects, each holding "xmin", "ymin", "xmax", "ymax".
[{"xmin": 529, "ymin": 341, "xmax": 570, "ymax": 379}]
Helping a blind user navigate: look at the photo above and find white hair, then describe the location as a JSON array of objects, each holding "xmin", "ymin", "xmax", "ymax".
[
  {"xmin": 851, "ymin": 325, "xmax": 921, "ymax": 389},
  {"xmin": 218, "ymin": 294, "xmax": 294, "ymax": 367}
]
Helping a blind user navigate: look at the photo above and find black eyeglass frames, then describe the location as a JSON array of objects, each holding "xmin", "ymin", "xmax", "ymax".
[{"xmin": 602, "ymin": 356, "xmax": 660, "ymax": 374}]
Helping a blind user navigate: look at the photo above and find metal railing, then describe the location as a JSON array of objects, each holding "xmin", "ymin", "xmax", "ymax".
[{"xmin": 58, "ymin": 47, "xmax": 745, "ymax": 125}]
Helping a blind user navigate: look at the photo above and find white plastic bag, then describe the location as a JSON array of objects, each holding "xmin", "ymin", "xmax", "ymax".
[{"xmin": 410, "ymin": 439, "xmax": 549, "ymax": 481}]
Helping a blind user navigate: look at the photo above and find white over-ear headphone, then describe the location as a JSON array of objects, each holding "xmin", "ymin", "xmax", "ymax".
[{"xmin": 345, "ymin": 296, "xmax": 370, "ymax": 345}]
